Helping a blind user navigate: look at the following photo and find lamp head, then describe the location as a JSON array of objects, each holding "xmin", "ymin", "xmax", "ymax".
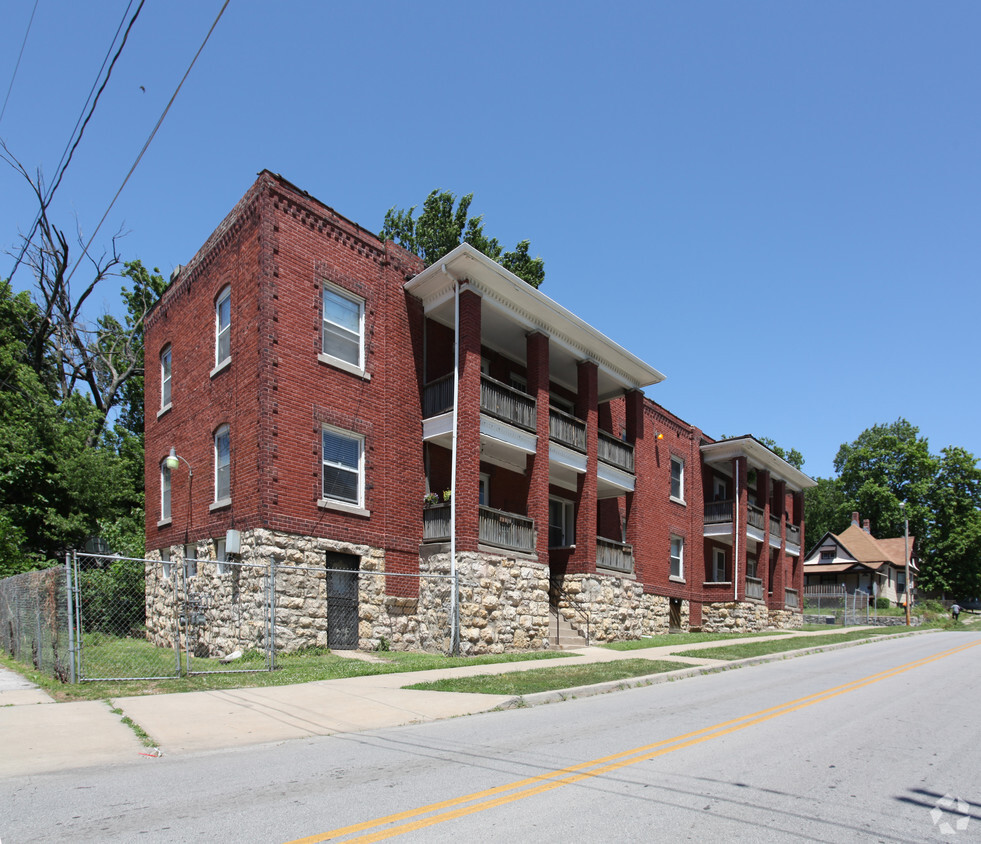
[{"xmin": 165, "ymin": 448, "xmax": 180, "ymax": 470}]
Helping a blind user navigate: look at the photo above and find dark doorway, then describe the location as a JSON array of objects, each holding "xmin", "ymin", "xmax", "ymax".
[
  {"xmin": 326, "ymin": 552, "xmax": 359, "ymax": 649},
  {"xmin": 669, "ymin": 597, "xmax": 682, "ymax": 632}
]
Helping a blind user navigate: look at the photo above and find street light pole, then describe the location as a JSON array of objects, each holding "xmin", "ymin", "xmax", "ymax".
[
  {"xmin": 900, "ymin": 501, "xmax": 910, "ymax": 626},
  {"xmin": 166, "ymin": 448, "xmax": 194, "ymax": 544}
]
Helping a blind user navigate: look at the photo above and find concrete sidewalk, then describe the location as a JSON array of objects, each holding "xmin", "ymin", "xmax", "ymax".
[{"xmin": 0, "ymin": 628, "xmax": 930, "ymax": 778}]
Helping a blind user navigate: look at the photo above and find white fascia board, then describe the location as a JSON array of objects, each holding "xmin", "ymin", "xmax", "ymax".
[{"xmin": 700, "ymin": 436, "xmax": 817, "ymax": 491}]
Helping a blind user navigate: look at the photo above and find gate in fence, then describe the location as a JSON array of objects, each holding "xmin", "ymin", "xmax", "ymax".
[{"xmin": 802, "ymin": 585, "xmax": 871, "ymax": 625}]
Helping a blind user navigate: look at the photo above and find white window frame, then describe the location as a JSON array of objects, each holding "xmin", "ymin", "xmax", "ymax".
[
  {"xmin": 215, "ymin": 537, "xmax": 228, "ymax": 576},
  {"xmin": 479, "ymin": 473, "xmax": 490, "ymax": 507},
  {"xmin": 319, "ymin": 283, "xmax": 367, "ymax": 378},
  {"xmin": 161, "ymin": 548, "xmax": 171, "ymax": 581},
  {"xmin": 712, "ymin": 548, "xmax": 727, "ymax": 582},
  {"xmin": 670, "ymin": 456, "xmax": 685, "ymax": 503},
  {"xmin": 319, "ymin": 424, "xmax": 367, "ymax": 515},
  {"xmin": 712, "ymin": 476, "xmax": 726, "ymax": 501},
  {"xmin": 213, "ymin": 425, "xmax": 231, "ymax": 506},
  {"xmin": 548, "ymin": 497, "xmax": 575, "ymax": 549},
  {"xmin": 214, "ymin": 286, "xmax": 231, "ymax": 373},
  {"xmin": 670, "ymin": 535, "xmax": 685, "ymax": 581},
  {"xmin": 184, "ymin": 542, "xmax": 197, "ymax": 579},
  {"xmin": 160, "ymin": 345, "xmax": 172, "ymax": 412},
  {"xmin": 159, "ymin": 462, "xmax": 172, "ymax": 524}
]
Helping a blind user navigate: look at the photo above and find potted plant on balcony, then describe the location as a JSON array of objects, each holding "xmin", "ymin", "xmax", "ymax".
[
  {"xmin": 442, "ymin": 489, "xmax": 452, "ymax": 503},
  {"xmin": 423, "ymin": 492, "xmax": 440, "ymax": 507}
]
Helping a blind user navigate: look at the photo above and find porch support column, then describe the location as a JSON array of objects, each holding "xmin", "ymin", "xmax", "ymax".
[
  {"xmin": 570, "ymin": 360, "xmax": 598, "ymax": 573},
  {"xmin": 733, "ymin": 456, "xmax": 748, "ymax": 601},
  {"xmin": 624, "ymin": 389, "xmax": 645, "ymax": 574},
  {"xmin": 793, "ymin": 490, "xmax": 805, "ymax": 595},
  {"xmin": 759, "ymin": 469, "xmax": 772, "ymax": 599},
  {"xmin": 771, "ymin": 478, "xmax": 788, "ymax": 609},
  {"xmin": 455, "ymin": 288, "xmax": 482, "ymax": 552},
  {"xmin": 526, "ymin": 331, "xmax": 550, "ymax": 561}
]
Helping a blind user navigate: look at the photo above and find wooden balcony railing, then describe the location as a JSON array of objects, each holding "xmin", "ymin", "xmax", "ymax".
[
  {"xmin": 422, "ymin": 374, "xmax": 454, "ymax": 418},
  {"xmin": 596, "ymin": 537, "xmax": 633, "ymax": 574},
  {"xmin": 786, "ymin": 523, "xmax": 801, "ymax": 545},
  {"xmin": 549, "ymin": 407, "xmax": 587, "ymax": 452},
  {"xmin": 597, "ymin": 430, "xmax": 634, "ymax": 473},
  {"xmin": 422, "ymin": 503, "xmax": 451, "ymax": 542},
  {"xmin": 785, "ymin": 588, "xmax": 799, "ymax": 609},
  {"xmin": 769, "ymin": 515, "xmax": 781, "ymax": 537},
  {"xmin": 481, "ymin": 376, "xmax": 536, "ymax": 431},
  {"xmin": 747, "ymin": 504, "xmax": 766, "ymax": 531},
  {"xmin": 746, "ymin": 576, "xmax": 764, "ymax": 600},
  {"xmin": 704, "ymin": 499, "xmax": 733, "ymax": 524},
  {"xmin": 479, "ymin": 506, "xmax": 536, "ymax": 553}
]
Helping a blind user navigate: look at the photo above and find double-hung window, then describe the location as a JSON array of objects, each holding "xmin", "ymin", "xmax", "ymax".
[
  {"xmin": 712, "ymin": 548, "xmax": 726, "ymax": 582},
  {"xmin": 161, "ymin": 548, "xmax": 171, "ymax": 581},
  {"xmin": 214, "ymin": 425, "xmax": 230, "ymax": 504},
  {"xmin": 321, "ymin": 285, "xmax": 364, "ymax": 372},
  {"xmin": 670, "ymin": 456, "xmax": 685, "ymax": 503},
  {"xmin": 322, "ymin": 426, "xmax": 364, "ymax": 507},
  {"xmin": 160, "ymin": 462, "xmax": 172, "ymax": 521},
  {"xmin": 215, "ymin": 537, "xmax": 228, "ymax": 575},
  {"xmin": 215, "ymin": 287, "xmax": 231, "ymax": 368},
  {"xmin": 160, "ymin": 346, "xmax": 172, "ymax": 409},
  {"xmin": 670, "ymin": 535, "xmax": 684, "ymax": 581}
]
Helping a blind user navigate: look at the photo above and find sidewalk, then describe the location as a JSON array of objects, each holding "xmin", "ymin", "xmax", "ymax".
[{"xmin": 0, "ymin": 627, "xmax": 932, "ymax": 778}]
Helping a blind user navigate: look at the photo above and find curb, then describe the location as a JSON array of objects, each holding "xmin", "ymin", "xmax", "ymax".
[{"xmin": 493, "ymin": 627, "xmax": 942, "ymax": 710}]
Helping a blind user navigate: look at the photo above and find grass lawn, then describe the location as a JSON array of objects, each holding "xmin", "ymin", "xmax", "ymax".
[
  {"xmin": 670, "ymin": 627, "xmax": 916, "ymax": 661},
  {"xmin": 404, "ymin": 658, "xmax": 691, "ymax": 696},
  {"xmin": 0, "ymin": 637, "xmax": 569, "ymax": 702},
  {"xmin": 603, "ymin": 630, "xmax": 792, "ymax": 651}
]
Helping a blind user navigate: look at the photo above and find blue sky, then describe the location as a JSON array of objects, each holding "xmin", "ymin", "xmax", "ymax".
[{"xmin": 2, "ymin": 1, "xmax": 979, "ymax": 480}]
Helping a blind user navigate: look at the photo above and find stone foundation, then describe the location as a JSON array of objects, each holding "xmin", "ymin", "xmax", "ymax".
[
  {"xmin": 552, "ymin": 572, "xmax": 676, "ymax": 641},
  {"xmin": 701, "ymin": 601, "xmax": 802, "ymax": 633}
]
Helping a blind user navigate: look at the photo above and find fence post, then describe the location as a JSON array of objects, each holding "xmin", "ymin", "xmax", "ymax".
[
  {"xmin": 452, "ymin": 569, "xmax": 460, "ymax": 656},
  {"xmin": 65, "ymin": 553, "xmax": 76, "ymax": 683}
]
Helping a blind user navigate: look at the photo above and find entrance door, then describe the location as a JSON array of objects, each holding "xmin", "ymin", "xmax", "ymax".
[
  {"xmin": 669, "ymin": 598, "xmax": 682, "ymax": 632},
  {"xmin": 326, "ymin": 552, "xmax": 359, "ymax": 649}
]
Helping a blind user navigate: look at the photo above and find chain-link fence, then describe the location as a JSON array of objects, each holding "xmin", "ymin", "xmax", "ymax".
[
  {"xmin": 803, "ymin": 586, "xmax": 871, "ymax": 625},
  {"xmin": 0, "ymin": 564, "xmax": 72, "ymax": 682}
]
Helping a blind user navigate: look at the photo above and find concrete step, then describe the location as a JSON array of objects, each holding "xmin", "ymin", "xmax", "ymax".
[{"xmin": 547, "ymin": 606, "xmax": 588, "ymax": 650}]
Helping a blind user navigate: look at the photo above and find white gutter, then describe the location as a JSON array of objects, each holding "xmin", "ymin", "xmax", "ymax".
[
  {"xmin": 443, "ymin": 263, "xmax": 461, "ymax": 655},
  {"xmin": 734, "ymin": 464, "xmax": 740, "ymax": 602}
]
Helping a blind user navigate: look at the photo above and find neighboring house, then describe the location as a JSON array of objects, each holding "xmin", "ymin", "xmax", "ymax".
[
  {"xmin": 803, "ymin": 513, "xmax": 917, "ymax": 606},
  {"xmin": 143, "ymin": 171, "xmax": 815, "ymax": 655}
]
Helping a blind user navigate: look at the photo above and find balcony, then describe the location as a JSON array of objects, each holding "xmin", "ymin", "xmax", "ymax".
[
  {"xmin": 549, "ymin": 407, "xmax": 586, "ymax": 452},
  {"xmin": 480, "ymin": 376, "xmax": 536, "ymax": 431},
  {"xmin": 596, "ymin": 537, "xmax": 633, "ymax": 574},
  {"xmin": 704, "ymin": 499, "xmax": 733, "ymax": 525},
  {"xmin": 746, "ymin": 576, "xmax": 764, "ymax": 601},
  {"xmin": 785, "ymin": 588, "xmax": 799, "ymax": 609},
  {"xmin": 422, "ymin": 503, "xmax": 451, "ymax": 543},
  {"xmin": 747, "ymin": 504, "xmax": 767, "ymax": 532},
  {"xmin": 597, "ymin": 430, "xmax": 634, "ymax": 473},
  {"xmin": 479, "ymin": 506, "xmax": 536, "ymax": 554}
]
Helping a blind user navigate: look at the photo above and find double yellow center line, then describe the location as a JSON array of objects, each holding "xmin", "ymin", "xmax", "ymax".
[{"xmin": 288, "ymin": 638, "xmax": 979, "ymax": 843}]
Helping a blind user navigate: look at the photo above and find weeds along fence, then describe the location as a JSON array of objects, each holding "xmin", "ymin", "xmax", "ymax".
[
  {"xmin": 0, "ymin": 565, "xmax": 72, "ymax": 682},
  {"xmin": 2, "ymin": 552, "xmax": 460, "ymax": 683}
]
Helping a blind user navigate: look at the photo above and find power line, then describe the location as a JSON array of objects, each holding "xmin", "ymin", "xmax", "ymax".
[
  {"xmin": 6, "ymin": 0, "xmax": 143, "ymax": 284},
  {"xmin": 0, "ymin": 0, "xmax": 40, "ymax": 125},
  {"xmin": 65, "ymin": 0, "xmax": 231, "ymax": 288}
]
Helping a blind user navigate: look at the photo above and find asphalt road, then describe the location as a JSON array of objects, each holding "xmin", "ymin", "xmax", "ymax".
[{"xmin": 3, "ymin": 631, "xmax": 979, "ymax": 843}]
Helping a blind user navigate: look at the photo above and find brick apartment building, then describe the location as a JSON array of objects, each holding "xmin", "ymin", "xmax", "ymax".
[{"xmin": 144, "ymin": 171, "xmax": 814, "ymax": 655}]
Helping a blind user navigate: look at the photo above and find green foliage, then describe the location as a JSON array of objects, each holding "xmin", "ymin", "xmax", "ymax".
[
  {"xmin": 78, "ymin": 560, "xmax": 146, "ymax": 637},
  {"xmin": 803, "ymin": 476, "xmax": 849, "ymax": 551},
  {"xmin": 756, "ymin": 436, "xmax": 805, "ymax": 470},
  {"xmin": 382, "ymin": 190, "xmax": 545, "ymax": 288}
]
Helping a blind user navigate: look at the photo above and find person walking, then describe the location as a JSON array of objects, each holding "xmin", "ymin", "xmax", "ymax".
[{"xmin": 951, "ymin": 603, "xmax": 961, "ymax": 622}]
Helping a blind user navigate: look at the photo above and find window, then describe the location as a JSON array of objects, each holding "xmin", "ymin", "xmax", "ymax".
[
  {"xmin": 712, "ymin": 477, "xmax": 726, "ymax": 501},
  {"xmin": 160, "ymin": 346, "xmax": 172, "ymax": 409},
  {"xmin": 161, "ymin": 548, "xmax": 171, "ymax": 581},
  {"xmin": 215, "ymin": 537, "xmax": 228, "ymax": 576},
  {"xmin": 184, "ymin": 543, "xmax": 197, "ymax": 579},
  {"xmin": 712, "ymin": 548, "xmax": 727, "ymax": 582},
  {"xmin": 215, "ymin": 286, "xmax": 231, "ymax": 367},
  {"xmin": 670, "ymin": 535, "xmax": 684, "ymax": 580},
  {"xmin": 509, "ymin": 373, "xmax": 527, "ymax": 394},
  {"xmin": 322, "ymin": 285, "xmax": 364, "ymax": 369},
  {"xmin": 214, "ymin": 425, "xmax": 230, "ymax": 503},
  {"xmin": 160, "ymin": 462, "xmax": 172, "ymax": 521},
  {"xmin": 322, "ymin": 426, "xmax": 364, "ymax": 506},
  {"xmin": 670, "ymin": 456, "xmax": 685, "ymax": 502},
  {"xmin": 820, "ymin": 548, "xmax": 835, "ymax": 562},
  {"xmin": 479, "ymin": 473, "xmax": 490, "ymax": 506},
  {"xmin": 549, "ymin": 498, "xmax": 575, "ymax": 548}
]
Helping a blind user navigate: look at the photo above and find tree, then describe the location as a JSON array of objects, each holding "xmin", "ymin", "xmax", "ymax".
[
  {"xmin": 382, "ymin": 190, "xmax": 545, "ymax": 288},
  {"xmin": 802, "ymin": 476, "xmax": 848, "ymax": 552},
  {"xmin": 756, "ymin": 436, "xmax": 805, "ymax": 471},
  {"xmin": 923, "ymin": 446, "xmax": 981, "ymax": 595}
]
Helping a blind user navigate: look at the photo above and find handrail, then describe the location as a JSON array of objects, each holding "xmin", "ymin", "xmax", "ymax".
[
  {"xmin": 422, "ymin": 373, "xmax": 454, "ymax": 418},
  {"xmin": 747, "ymin": 504, "xmax": 766, "ymax": 531},
  {"xmin": 597, "ymin": 429, "xmax": 634, "ymax": 472},
  {"xmin": 549, "ymin": 575, "xmax": 590, "ymax": 648},
  {"xmin": 480, "ymin": 375, "xmax": 536, "ymax": 431},
  {"xmin": 746, "ymin": 576, "xmax": 764, "ymax": 600},
  {"xmin": 549, "ymin": 406, "xmax": 587, "ymax": 452},
  {"xmin": 704, "ymin": 499, "xmax": 733, "ymax": 524},
  {"xmin": 478, "ymin": 505, "xmax": 536, "ymax": 553},
  {"xmin": 596, "ymin": 536, "xmax": 634, "ymax": 574}
]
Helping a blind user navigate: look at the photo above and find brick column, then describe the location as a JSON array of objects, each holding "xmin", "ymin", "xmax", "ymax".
[
  {"xmin": 771, "ymin": 478, "xmax": 787, "ymax": 610},
  {"xmin": 759, "ymin": 469, "xmax": 771, "ymax": 599},
  {"xmin": 624, "ymin": 389, "xmax": 645, "ymax": 573},
  {"xmin": 733, "ymin": 456, "xmax": 748, "ymax": 601},
  {"xmin": 526, "ymin": 331, "xmax": 550, "ymax": 561},
  {"xmin": 454, "ymin": 288, "xmax": 482, "ymax": 552},
  {"xmin": 570, "ymin": 360, "xmax": 598, "ymax": 572}
]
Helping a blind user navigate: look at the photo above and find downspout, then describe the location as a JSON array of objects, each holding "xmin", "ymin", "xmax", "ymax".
[
  {"xmin": 734, "ymin": 464, "xmax": 740, "ymax": 602},
  {"xmin": 443, "ymin": 264, "xmax": 461, "ymax": 655}
]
